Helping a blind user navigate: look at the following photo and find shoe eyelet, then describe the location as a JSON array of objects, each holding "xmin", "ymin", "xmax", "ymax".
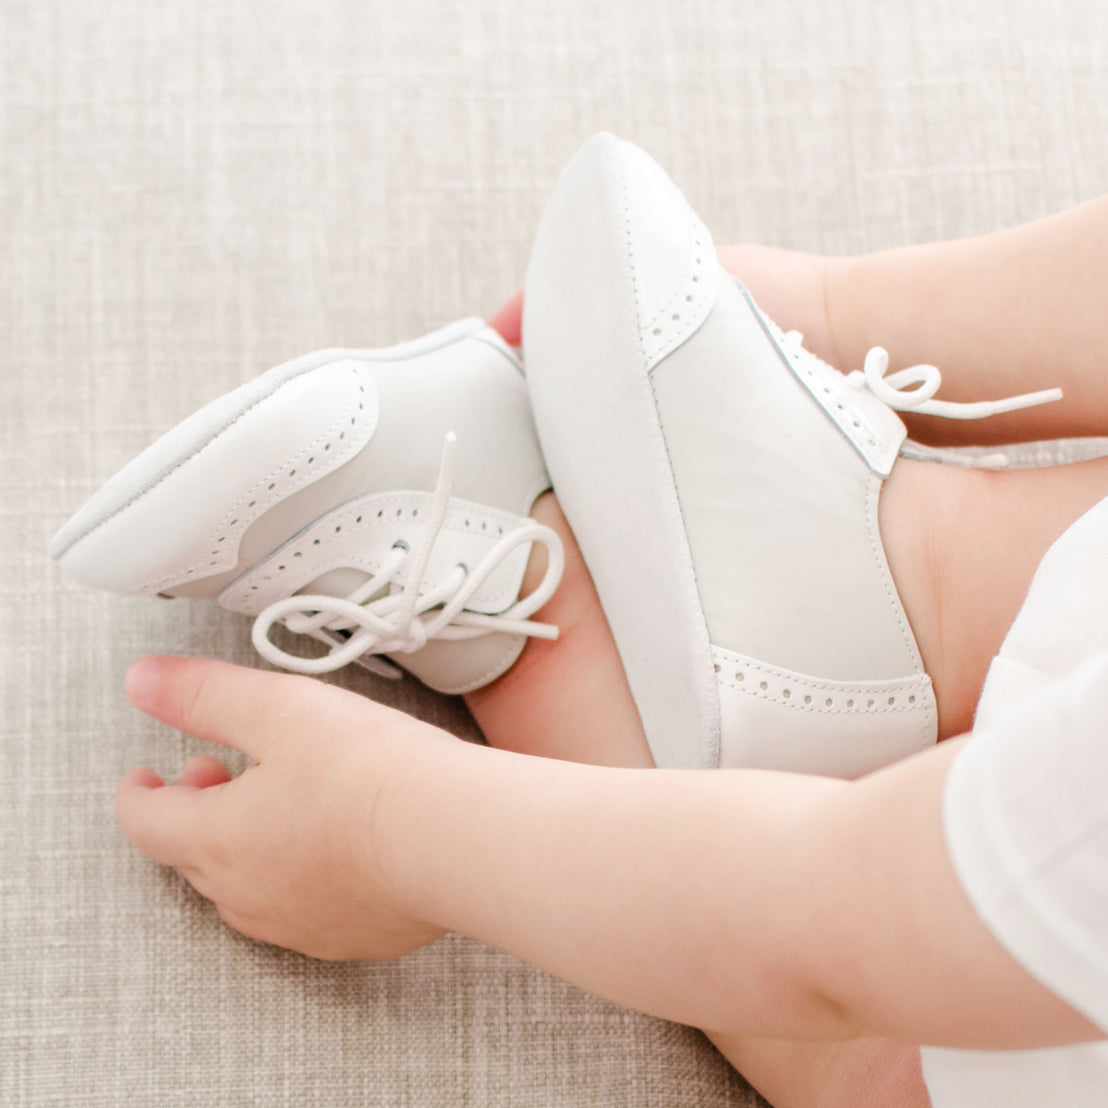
[
  {"xmin": 393, "ymin": 539, "xmax": 410, "ymax": 553},
  {"xmin": 846, "ymin": 698, "xmax": 854, "ymax": 708}
]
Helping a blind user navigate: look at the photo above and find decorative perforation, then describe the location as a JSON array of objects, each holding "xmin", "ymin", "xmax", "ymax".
[
  {"xmin": 711, "ymin": 650, "xmax": 931, "ymax": 716},
  {"xmin": 220, "ymin": 492, "xmax": 526, "ymax": 617},
  {"xmin": 636, "ymin": 211, "xmax": 722, "ymax": 371},
  {"xmin": 145, "ymin": 362, "xmax": 378, "ymax": 592},
  {"xmin": 739, "ymin": 285, "xmax": 903, "ymax": 478}
]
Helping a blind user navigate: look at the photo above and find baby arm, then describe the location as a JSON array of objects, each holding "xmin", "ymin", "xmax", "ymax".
[{"xmin": 116, "ymin": 654, "xmax": 1100, "ymax": 1050}]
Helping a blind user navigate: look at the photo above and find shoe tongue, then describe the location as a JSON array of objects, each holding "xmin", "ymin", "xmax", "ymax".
[{"xmin": 309, "ymin": 567, "xmax": 387, "ymax": 601}]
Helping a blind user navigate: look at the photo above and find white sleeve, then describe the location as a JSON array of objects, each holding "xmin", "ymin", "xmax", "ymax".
[
  {"xmin": 921, "ymin": 654, "xmax": 1108, "ymax": 1108},
  {"xmin": 939, "ymin": 651, "xmax": 1108, "ymax": 1034}
]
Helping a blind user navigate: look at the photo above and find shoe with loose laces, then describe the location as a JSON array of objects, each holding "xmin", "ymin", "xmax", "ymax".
[
  {"xmin": 523, "ymin": 134, "xmax": 1061, "ymax": 775},
  {"xmin": 50, "ymin": 319, "xmax": 563, "ymax": 693}
]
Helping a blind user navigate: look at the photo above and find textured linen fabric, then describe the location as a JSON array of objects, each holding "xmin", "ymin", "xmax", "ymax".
[{"xmin": 4, "ymin": 0, "xmax": 1108, "ymax": 1105}]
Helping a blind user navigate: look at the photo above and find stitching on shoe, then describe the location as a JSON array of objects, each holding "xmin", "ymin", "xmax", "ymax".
[
  {"xmin": 865, "ymin": 474, "xmax": 925, "ymax": 670},
  {"xmin": 53, "ymin": 324, "xmax": 481, "ymax": 562},
  {"xmin": 863, "ymin": 475, "xmax": 937, "ymax": 747},
  {"xmin": 641, "ymin": 215, "xmax": 711, "ymax": 363},
  {"xmin": 53, "ymin": 347, "xmax": 357, "ymax": 560},
  {"xmin": 140, "ymin": 365, "xmax": 376, "ymax": 593},
  {"xmin": 617, "ymin": 141, "xmax": 720, "ymax": 769},
  {"xmin": 223, "ymin": 495, "xmax": 526, "ymax": 614},
  {"xmin": 714, "ymin": 654, "xmax": 932, "ymax": 715},
  {"xmin": 744, "ymin": 289, "xmax": 903, "ymax": 476}
]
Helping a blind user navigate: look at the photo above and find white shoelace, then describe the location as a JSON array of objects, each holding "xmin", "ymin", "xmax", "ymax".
[
  {"xmin": 780, "ymin": 330, "xmax": 1062, "ymax": 420},
  {"xmin": 251, "ymin": 432, "xmax": 565, "ymax": 676}
]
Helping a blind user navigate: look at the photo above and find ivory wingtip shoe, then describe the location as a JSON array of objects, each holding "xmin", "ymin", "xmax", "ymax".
[
  {"xmin": 52, "ymin": 319, "xmax": 564, "ymax": 695},
  {"xmin": 525, "ymin": 134, "xmax": 939, "ymax": 776}
]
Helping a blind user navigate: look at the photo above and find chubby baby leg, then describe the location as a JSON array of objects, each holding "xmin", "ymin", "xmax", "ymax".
[{"xmin": 465, "ymin": 492, "xmax": 654, "ymax": 767}]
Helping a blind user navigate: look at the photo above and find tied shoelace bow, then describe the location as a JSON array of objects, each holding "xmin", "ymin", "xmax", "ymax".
[
  {"xmin": 251, "ymin": 432, "xmax": 565, "ymax": 677},
  {"xmin": 779, "ymin": 330, "xmax": 1062, "ymax": 422}
]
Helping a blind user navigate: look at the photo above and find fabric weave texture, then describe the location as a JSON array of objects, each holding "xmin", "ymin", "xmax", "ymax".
[{"xmin": 5, "ymin": 0, "xmax": 1108, "ymax": 1104}]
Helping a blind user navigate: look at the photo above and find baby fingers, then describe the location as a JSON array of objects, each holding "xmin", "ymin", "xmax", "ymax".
[
  {"xmin": 114, "ymin": 770, "xmax": 225, "ymax": 869},
  {"xmin": 175, "ymin": 754, "xmax": 232, "ymax": 789}
]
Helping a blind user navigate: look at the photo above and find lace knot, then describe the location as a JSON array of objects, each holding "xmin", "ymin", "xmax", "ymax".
[
  {"xmin": 250, "ymin": 433, "xmax": 564, "ymax": 676},
  {"xmin": 851, "ymin": 346, "xmax": 1062, "ymax": 421}
]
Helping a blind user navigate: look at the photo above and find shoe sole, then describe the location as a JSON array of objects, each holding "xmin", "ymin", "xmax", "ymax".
[{"xmin": 524, "ymin": 134, "xmax": 722, "ymax": 768}]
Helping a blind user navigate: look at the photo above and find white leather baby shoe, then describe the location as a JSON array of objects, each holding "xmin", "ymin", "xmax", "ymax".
[
  {"xmin": 50, "ymin": 319, "xmax": 563, "ymax": 693},
  {"xmin": 524, "ymin": 134, "xmax": 1060, "ymax": 775}
]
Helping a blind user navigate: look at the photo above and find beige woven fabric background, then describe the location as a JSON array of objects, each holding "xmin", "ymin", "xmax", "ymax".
[{"xmin": 3, "ymin": 1, "xmax": 1108, "ymax": 1105}]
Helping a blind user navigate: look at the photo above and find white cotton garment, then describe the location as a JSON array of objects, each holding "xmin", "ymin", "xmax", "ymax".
[{"xmin": 921, "ymin": 491, "xmax": 1108, "ymax": 1107}]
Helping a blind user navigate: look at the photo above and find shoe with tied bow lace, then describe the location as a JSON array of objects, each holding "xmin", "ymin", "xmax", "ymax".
[
  {"xmin": 49, "ymin": 319, "xmax": 563, "ymax": 694},
  {"xmin": 523, "ymin": 133, "xmax": 1061, "ymax": 775}
]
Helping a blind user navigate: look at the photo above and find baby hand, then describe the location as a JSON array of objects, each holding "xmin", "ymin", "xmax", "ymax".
[{"xmin": 115, "ymin": 655, "xmax": 449, "ymax": 960}]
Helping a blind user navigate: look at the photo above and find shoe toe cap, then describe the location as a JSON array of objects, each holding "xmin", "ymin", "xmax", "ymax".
[
  {"xmin": 525, "ymin": 133, "xmax": 722, "ymax": 375},
  {"xmin": 51, "ymin": 354, "xmax": 380, "ymax": 595}
]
